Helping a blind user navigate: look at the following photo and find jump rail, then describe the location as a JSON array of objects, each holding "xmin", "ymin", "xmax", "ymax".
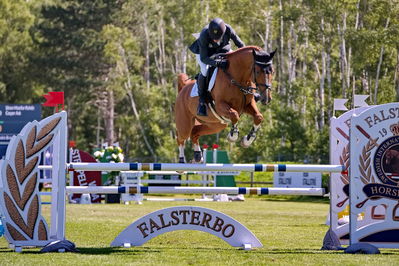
[
  {"xmin": 68, "ymin": 162, "xmax": 345, "ymax": 173},
  {"xmin": 66, "ymin": 186, "xmax": 324, "ymax": 196}
]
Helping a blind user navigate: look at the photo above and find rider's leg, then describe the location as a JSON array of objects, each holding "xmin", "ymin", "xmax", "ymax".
[
  {"xmin": 197, "ymin": 74, "xmax": 207, "ymax": 116},
  {"xmin": 196, "ymin": 54, "xmax": 209, "ymax": 116}
]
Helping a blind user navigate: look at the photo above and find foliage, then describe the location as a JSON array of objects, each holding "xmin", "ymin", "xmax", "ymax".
[
  {"xmin": 93, "ymin": 146, "xmax": 124, "ymax": 185},
  {"xmin": 1, "ymin": 0, "xmax": 399, "ymax": 164}
]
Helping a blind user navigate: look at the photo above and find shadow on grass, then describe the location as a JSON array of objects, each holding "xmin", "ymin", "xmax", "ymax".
[
  {"xmin": 257, "ymin": 195, "xmax": 330, "ymax": 204},
  {"xmin": 1, "ymin": 246, "xmax": 398, "ymax": 255},
  {"xmin": 0, "ymin": 246, "xmax": 160, "ymax": 255},
  {"xmin": 258, "ymin": 248, "xmax": 399, "ymax": 255},
  {"xmin": 112, "ymin": 246, "xmax": 399, "ymax": 256},
  {"xmin": 77, "ymin": 247, "xmax": 160, "ymax": 255}
]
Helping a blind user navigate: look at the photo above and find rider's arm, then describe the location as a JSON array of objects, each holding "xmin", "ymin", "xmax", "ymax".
[
  {"xmin": 198, "ymin": 33, "xmax": 218, "ymax": 66},
  {"xmin": 228, "ymin": 25, "xmax": 245, "ymax": 48}
]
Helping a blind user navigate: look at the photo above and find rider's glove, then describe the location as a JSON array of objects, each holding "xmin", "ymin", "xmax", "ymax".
[{"xmin": 215, "ymin": 59, "xmax": 229, "ymax": 70}]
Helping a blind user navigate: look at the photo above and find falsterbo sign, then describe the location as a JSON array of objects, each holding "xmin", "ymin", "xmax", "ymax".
[
  {"xmin": 350, "ymin": 103, "xmax": 399, "ymax": 248},
  {"xmin": 111, "ymin": 206, "xmax": 262, "ymax": 249}
]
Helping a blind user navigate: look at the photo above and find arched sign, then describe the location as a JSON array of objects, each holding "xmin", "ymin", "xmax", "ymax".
[{"xmin": 111, "ymin": 206, "xmax": 262, "ymax": 249}]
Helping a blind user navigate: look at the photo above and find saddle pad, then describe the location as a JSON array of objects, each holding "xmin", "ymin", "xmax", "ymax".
[{"xmin": 190, "ymin": 68, "xmax": 218, "ymax": 97}]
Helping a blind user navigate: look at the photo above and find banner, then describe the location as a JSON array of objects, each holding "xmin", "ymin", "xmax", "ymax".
[{"xmin": 70, "ymin": 149, "xmax": 102, "ymax": 203}]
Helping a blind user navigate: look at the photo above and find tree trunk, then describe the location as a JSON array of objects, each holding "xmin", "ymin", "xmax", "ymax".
[
  {"xmin": 118, "ymin": 45, "xmax": 157, "ymax": 161},
  {"xmin": 288, "ymin": 20, "xmax": 297, "ymax": 86},
  {"xmin": 143, "ymin": 12, "xmax": 150, "ymax": 90},
  {"xmin": 338, "ymin": 13, "xmax": 348, "ymax": 98},
  {"xmin": 374, "ymin": 18, "xmax": 390, "ymax": 104},
  {"xmin": 318, "ymin": 17, "xmax": 326, "ymax": 129},
  {"xmin": 105, "ymin": 89, "xmax": 114, "ymax": 146},
  {"xmin": 395, "ymin": 48, "xmax": 399, "ymax": 101},
  {"xmin": 278, "ymin": 0, "xmax": 285, "ymax": 96},
  {"xmin": 326, "ymin": 43, "xmax": 332, "ymax": 119}
]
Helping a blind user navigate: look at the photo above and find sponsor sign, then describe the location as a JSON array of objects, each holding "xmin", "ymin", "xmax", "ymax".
[
  {"xmin": 0, "ymin": 104, "xmax": 41, "ymax": 121},
  {"xmin": 70, "ymin": 149, "xmax": 102, "ymax": 203},
  {"xmin": 0, "ymin": 104, "xmax": 41, "ymax": 158},
  {"xmin": 273, "ymin": 172, "xmax": 321, "ymax": 188},
  {"xmin": 350, "ymin": 103, "xmax": 399, "ymax": 248},
  {"xmin": 111, "ymin": 206, "xmax": 262, "ymax": 249}
]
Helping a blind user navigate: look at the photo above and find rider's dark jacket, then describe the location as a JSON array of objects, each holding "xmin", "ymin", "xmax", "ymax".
[{"xmin": 189, "ymin": 24, "xmax": 245, "ymax": 66}]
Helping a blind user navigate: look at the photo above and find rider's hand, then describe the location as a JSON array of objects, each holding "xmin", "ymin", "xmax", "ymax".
[{"xmin": 215, "ymin": 59, "xmax": 229, "ymax": 70}]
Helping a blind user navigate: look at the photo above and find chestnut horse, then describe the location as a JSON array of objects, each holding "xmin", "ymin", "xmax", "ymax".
[{"xmin": 175, "ymin": 46, "xmax": 275, "ymax": 163}]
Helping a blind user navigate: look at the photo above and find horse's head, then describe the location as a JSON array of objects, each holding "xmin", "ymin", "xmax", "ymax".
[
  {"xmin": 252, "ymin": 49, "xmax": 276, "ymax": 105},
  {"xmin": 385, "ymin": 149, "xmax": 396, "ymax": 165}
]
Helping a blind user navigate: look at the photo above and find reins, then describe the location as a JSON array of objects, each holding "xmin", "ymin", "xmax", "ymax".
[{"xmin": 222, "ymin": 68, "xmax": 258, "ymax": 95}]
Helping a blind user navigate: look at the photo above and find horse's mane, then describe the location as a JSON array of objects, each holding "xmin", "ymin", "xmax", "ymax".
[{"xmin": 226, "ymin": 46, "xmax": 262, "ymax": 56}]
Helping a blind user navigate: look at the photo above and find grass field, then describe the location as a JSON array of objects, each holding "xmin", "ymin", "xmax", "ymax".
[{"xmin": 1, "ymin": 196, "xmax": 399, "ymax": 265}]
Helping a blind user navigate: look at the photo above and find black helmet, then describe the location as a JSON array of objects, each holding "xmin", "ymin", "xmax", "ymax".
[{"xmin": 208, "ymin": 18, "xmax": 226, "ymax": 40}]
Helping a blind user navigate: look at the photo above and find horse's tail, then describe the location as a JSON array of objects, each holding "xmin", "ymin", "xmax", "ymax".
[{"xmin": 177, "ymin": 73, "xmax": 190, "ymax": 93}]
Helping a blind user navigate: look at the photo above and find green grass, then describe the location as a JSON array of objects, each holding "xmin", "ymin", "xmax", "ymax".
[{"xmin": 1, "ymin": 197, "xmax": 399, "ymax": 265}]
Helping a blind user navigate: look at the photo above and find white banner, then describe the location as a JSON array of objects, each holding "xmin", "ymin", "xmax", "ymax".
[
  {"xmin": 333, "ymin": 99, "xmax": 348, "ymax": 111},
  {"xmin": 353, "ymin": 94, "xmax": 369, "ymax": 107}
]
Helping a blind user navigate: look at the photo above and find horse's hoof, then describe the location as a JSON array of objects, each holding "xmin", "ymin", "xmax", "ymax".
[
  {"xmin": 241, "ymin": 135, "xmax": 255, "ymax": 148},
  {"xmin": 178, "ymin": 157, "xmax": 185, "ymax": 163},
  {"xmin": 227, "ymin": 132, "xmax": 239, "ymax": 142},
  {"xmin": 193, "ymin": 151, "xmax": 203, "ymax": 163}
]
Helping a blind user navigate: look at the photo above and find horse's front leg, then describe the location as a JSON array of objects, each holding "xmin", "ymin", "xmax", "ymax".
[
  {"xmin": 241, "ymin": 100, "xmax": 264, "ymax": 148},
  {"xmin": 178, "ymin": 144, "xmax": 186, "ymax": 163},
  {"xmin": 215, "ymin": 101, "xmax": 240, "ymax": 142}
]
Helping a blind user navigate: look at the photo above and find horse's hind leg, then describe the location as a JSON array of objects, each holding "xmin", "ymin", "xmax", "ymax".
[
  {"xmin": 176, "ymin": 116, "xmax": 194, "ymax": 163},
  {"xmin": 191, "ymin": 123, "xmax": 227, "ymax": 162}
]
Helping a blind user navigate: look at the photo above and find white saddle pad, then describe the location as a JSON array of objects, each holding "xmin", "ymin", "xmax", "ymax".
[{"xmin": 190, "ymin": 68, "xmax": 218, "ymax": 97}]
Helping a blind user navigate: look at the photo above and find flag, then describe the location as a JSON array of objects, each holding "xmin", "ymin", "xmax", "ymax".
[
  {"xmin": 43, "ymin": 92, "xmax": 64, "ymax": 110},
  {"xmin": 354, "ymin": 94, "xmax": 369, "ymax": 107},
  {"xmin": 333, "ymin": 99, "xmax": 348, "ymax": 111}
]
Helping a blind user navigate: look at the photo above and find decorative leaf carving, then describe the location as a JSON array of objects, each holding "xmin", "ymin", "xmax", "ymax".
[
  {"xmin": 2, "ymin": 116, "xmax": 61, "ymax": 243},
  {"xmin": 358, "ymin": 138, "xmax": 378, "ymax": 185},
  {"xmin": 340, "ymin": 144, "xmax": 350, "ymax": 184}
]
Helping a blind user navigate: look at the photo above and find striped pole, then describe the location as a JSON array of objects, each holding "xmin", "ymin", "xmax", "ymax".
[
  {"xmin": 66, "ymin": 186, "xmax": 324, "ymax": 196},
  {"xmin": 68, "ymin": 162, "xmax": 345, "ymax": 173}
]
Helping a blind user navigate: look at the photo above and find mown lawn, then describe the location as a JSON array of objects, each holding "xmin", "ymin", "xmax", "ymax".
[{"xmin": 1, "ymin": 196, "xmax": 398, "ymax": 265}]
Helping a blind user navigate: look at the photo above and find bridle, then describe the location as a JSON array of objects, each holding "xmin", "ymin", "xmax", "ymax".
[
  {"xmin": 221, "ymin": 52, "xmax": 273, "ymax": 100},
  {"xmin": 252, "ymin": 59, "xmax": 273, "ymax": 103}
]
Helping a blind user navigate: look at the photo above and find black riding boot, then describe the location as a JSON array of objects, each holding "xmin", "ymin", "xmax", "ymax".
[{"xmin": 197, "ymin": 74, "xmax": 207, "ymax": 116}]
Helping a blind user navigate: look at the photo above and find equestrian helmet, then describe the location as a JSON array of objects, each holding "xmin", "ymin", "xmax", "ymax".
[{"xmin": 208, "ymin": 18, "xmax": 226, "ymax": 40}]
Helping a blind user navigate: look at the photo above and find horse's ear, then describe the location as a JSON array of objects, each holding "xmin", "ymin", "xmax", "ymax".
[
  {"xmin": 269, "ymin": 49, "xmax": 277, "ymax": 59},
  {"xmin": 252, "ymin": 49, "xmax": 257, "ymax": 57}
]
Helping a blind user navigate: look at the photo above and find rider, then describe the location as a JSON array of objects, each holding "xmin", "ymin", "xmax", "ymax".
[{"xmin": 189, "ymin": 18, "xmax": 245, "ymax": 116}]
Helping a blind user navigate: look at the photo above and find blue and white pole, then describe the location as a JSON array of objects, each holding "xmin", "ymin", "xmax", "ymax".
[{"xmin": 69, "ymin": 162, "xmax": 345, "ymax": 173}]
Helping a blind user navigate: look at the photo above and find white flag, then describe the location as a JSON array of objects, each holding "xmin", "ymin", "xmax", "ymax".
[
  {"xmin": 354, "ymin": 94, "xmax": 369, "ymax": 107},
  {"xmin": 333, "ymin": 99, "xmax": 348, "ymax": 111}
]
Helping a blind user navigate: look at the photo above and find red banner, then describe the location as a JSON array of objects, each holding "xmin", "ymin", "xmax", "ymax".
[
  {"xmin": 70, "ymin": 149, "xmax": 102, "ymax": 203},
  {"xmin": 43, "ymin": 91, "xmax": 65, "ymax": 111}
]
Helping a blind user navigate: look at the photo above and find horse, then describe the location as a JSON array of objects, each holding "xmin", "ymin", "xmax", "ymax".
[
  {"xmin": 175, "ymin": 46, "xmax": 275, "ymax": 163},
  {"xmin": 385, "ymin": 149, "xmax": 399, "ymax": 174}
]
